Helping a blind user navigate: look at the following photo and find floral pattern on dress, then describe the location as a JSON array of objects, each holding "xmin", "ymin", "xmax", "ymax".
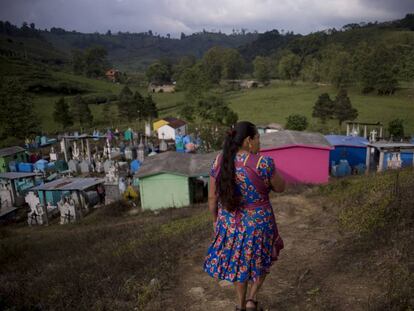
[{"xmin": 204, "ymin": 153, "xmax": 282, "ymax": 283}]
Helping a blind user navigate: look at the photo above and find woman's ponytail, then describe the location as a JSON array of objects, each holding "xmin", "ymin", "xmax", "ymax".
[{"xmin": 216, "ymin": 122, "xmax": 257, "ymax": 212}]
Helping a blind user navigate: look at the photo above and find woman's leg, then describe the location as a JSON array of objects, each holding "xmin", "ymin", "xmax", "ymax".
[
  {"xmin": 246, "ymin": 274, "xmax": 267, "ymax": 308},
  {"xmin": 234, "ymin": 281, "xmax": 248, "ymax": 309}
]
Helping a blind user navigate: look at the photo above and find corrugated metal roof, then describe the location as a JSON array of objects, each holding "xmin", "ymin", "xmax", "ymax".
[
  {"xmin": 368, "ymin": 142, "xmax": 414, "ymax": 150},
  {"xmin": 260, "ymin": 130, "xmax": 332, "ymax": 150},
  {"xmin": 31, "ymin": 177, "xmax": 104, "ymax": 191},
  {"xmin": 0, "ymin": 146, "xmax": 25, "ymax": 157},
  {"xmin": 325, "ymin": 135, "xmax": 369, "ymax": 147},
  {"xmin": 0, "ymin": 172, "xmax": 38, "ymax": 180},
  {"xmin": 135, "ymin": 151, "xmax": 218, "ymax": 178}
]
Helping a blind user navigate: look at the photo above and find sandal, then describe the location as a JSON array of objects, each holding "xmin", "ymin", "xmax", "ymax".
[{"xmin": 246, "ymin": 299, "xmax": 263, "ymax": 311}]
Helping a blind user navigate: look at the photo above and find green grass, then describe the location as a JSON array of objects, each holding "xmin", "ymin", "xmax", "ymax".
[
  {"xmin": 226, "ymin": 80, "xmax": 414, "ymax": 135},
  {"xmin": 0, "ymin": 204, "xmax": 210, "ymax": 310},
  {"xmin": 8, "ymin": 62, "xmax": 412, "ymax": 137}
]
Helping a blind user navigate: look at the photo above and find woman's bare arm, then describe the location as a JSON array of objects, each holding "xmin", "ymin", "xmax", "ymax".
[
  {"xmin": 270, "ymin": 171, "xmax": 286, "ymax": 193},
  {"xmin": 208, "ymin": 176, "xmax": 218, "ymax": 222}
]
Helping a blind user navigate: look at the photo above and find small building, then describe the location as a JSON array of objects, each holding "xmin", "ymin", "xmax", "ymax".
[
  {"xmin": 135, "ymin": 151, "xmax": 217, "ymax": 210},
  {"xmin": 260, "ymin": 130, "xmax": 333, "ymax": 184},
  {"xmin": 30, "ymin": 177, "xmax": 105, "ymax": 223},
  {"xmin": 0, "ymin": 172, "xmax": 38, "ymax": 218},
  {"xmin": 155, "ymin": 117, "xmax": 187, "ymax": 140},
  {"xmin": 325, "ymin": 135, "xmax": 369, "ymax": 168},
  {"xmin": 365, "ymin": 142, "xmax": 414, "ymax": 173},
  {"xmin": 105, "ymin": 69, "xmax": 120, "ymax": 82},
  {"xmin": 0, "ymin": 146, "xmax": 27, "ymax": 173},
  {"xmin": 148, "ymin": 83, "xmax": 175, "ymax": 93}
]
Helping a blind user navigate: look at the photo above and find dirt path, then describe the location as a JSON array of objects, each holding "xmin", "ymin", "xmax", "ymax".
[{"xmin": 156, "ymin": 192, "xmax": 381, "ymax": 311}]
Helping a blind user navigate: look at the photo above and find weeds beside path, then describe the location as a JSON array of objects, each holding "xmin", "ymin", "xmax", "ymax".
[{"xmin": 159, "ymin": 182, "xmax": 412, "ymax": 311}]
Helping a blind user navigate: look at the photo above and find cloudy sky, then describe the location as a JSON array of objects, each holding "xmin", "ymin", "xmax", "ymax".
[{"xmin": 0, "ymin": 0, "xmax": 413, "ymax": 37}]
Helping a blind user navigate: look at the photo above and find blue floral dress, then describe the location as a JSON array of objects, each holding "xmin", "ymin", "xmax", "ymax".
[{"xmin": 203, "ymin": 152, "xmax": 284, "ymax": 283}]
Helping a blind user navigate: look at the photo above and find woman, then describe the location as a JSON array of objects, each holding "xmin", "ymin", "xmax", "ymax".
[{"xmin": 204, "ymin": 121, "xmax": 285, "ymax": 311}]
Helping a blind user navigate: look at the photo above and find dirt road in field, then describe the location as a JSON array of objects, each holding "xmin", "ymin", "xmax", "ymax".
[{"xmin": 155, "ymin": 192, "xmax": 381, "ymax": 311}]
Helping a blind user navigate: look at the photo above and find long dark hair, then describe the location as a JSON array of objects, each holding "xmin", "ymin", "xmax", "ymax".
[{"xmin": 217, "ymin": 121, "xmax": 257, "ymax": 212}]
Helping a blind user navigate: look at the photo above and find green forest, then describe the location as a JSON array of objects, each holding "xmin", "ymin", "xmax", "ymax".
[{"xmin": 1, "ymin": 14, "xmax": 414, "ymax": 147}]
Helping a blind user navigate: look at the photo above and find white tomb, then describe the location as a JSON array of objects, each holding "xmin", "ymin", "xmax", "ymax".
[
  {"xmin": 68, "ymin": 159, "xmax": 80, "ymax": 173},
  {"xmin": 80, "ymin": 160, "xmax": 92, "ymax": 174},
  {"xmin": 57, "ymin": 197, "xmax": 77, "ymax": 224},
  {"xmin": 25, "ymin": 192, "xmax": 47, "ymax": 225}
]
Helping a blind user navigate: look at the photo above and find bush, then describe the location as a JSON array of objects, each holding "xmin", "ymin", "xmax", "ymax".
[
  {"xmin": 388, "ymin": 118, "xmax": 404, "ymax": 140},
  {"xmin": 285, "ymin": 114, "xmax": 308, "ymax": 131}
]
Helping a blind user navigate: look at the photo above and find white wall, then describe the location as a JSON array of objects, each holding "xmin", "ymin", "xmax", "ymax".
[{"xmin": 158, "ymin": 125, "xmax": 187, "ymax": 140}]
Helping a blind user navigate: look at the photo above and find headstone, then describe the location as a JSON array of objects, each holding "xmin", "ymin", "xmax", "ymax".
[
  {"xmin": 105, "ymin": 163, "xmax": 119, "ymax": 184},
  {"xmin": 137, "ymin": 139, "xmax": 145, "ymax": 163},
  {"xmin": 68, "ymin": 159, "xmax": 80, "ymax": 173},
  {"xmin": 387, "ymin": 153, "xmax": 402, "ymax": 170},
  {"xmin": 369, "ymin": 129, "xmax": 378, "ymax": 143},
  {"xmin": 40, "ymin": 136, "xmax": 48, "ymax": 145},
  {"xmin": 159, "ymin": 139, "xmax": 168, "ymax": 152},
  {"xmin": 124, "ymin": 146, "xmax": 134, "ymax": 160},
  {"xmin": 110, "ymin": 147, "xmax": 121, "ymax": 159},
  {"xmin": 58, "ymin": 197, "xmax": 77, "ymax": 224},
  {"xmin": 0, "ymin": 182, "xmax": 13, "ymax": 210},
  {"xmin": 118, "ymin": 177, "xmax": 126, "ymax": 194},
  {"xmin": 26, "ymin": 192, "xmax": 46, "ymax": 225},
  {"xmin": 103, "ymin": 160, "xmax": 113, "ymax": 173},
  {"xmin": 145, "ymin": 122, "xmax": 152, "ymax": 137},
  {"xmin": 72, "ymin": 142, "xmax": 80, "ymax": 160},
  {"xmin": 95, "ymin": 160, "xmax": 104, "ymax": 173},
  {"xmin": 104, "ymin": 183, "xmax": 121, "ymax": 205},
  {"xmin": 50, "ymin": 146, "xmax": 58, "ymax": 161},
  {"xmin": 80, "ymin": 160, "xmax": 91, "ymax": 174}
]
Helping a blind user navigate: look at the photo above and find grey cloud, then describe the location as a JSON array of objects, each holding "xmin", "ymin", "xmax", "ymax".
[{"xmin": 0, "ymin": 0, "xmax": 412, "ymax": 36}]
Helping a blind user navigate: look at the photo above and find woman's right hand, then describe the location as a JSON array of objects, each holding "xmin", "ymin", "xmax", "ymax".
[{"xmin": 270, "ymin": 171, "xmax": 286, "ymax": 193}]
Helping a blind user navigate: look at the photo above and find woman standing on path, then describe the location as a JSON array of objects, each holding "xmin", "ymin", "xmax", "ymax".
[{"xmin": 204, "ymin": 121, "xmax": 286, "ymax": 311}]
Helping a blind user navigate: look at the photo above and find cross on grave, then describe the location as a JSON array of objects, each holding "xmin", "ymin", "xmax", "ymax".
[
  {"xmin": 369, "ymin": 129, "xmax": 378, "ymax": 143},
  {"xmin": 72, "ymin": 142, "xmax": 80, "ymax": 160}
]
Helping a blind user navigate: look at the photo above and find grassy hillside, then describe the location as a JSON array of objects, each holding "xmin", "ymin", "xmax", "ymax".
[
  {"xmin": 227, "ymin": 81, "xmax": 414, "ymax": 135},
  {"xmin": 1, "ymin": 168, "xmax": 412, "ymax": 310},
  {"xmin": 0, "ymin": 203, "xmax": 210, "ymax": 310},
  {"xmin": 19, "ymin": 77, "xmax": 414, "ymax": 136}
]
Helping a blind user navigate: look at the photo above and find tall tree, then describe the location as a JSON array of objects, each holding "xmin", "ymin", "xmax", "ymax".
[
  {"xmin": 312, "ymin": 93, "xmax": 335, "ymax": 123},
  {"xmin": 117, "ymin": 86, "xmax": 134, "ymax": 121},
  {"xmin": 146, "ymin": 61, "xmax": 171, "ymax": 84},
  {"xmin": 134, "ymin": 91, "xmax": 146, "ymax": 121},
  {"xmin": 71, "ymin": 49, "xmax": 85, "ymax": 75},
  {"xmin": 222, "ymin": 48, "xmax": 245, "ymax": 80},
  {"xmin": 53, "ymin": 97, "xmax": 73, "ymax": 129},
  {"xmin": 278, "ymin": 52, "xmax": 301, "ymax": 83},
  {"xmin": 253, "ymin": 56, "xmax": 271, "ymax": 84},
  {"xmin": 0, "ymin": 79, "xmax": 39, "ymax": 140},
  {"xmin": 83, "ymin": 46, "xmax": 108, "ymax": 78},
  {"xmin": 202, "ymin": 47, "xmax": 224, "ymax": 84},
  {"xmin": 177, "ymin": 63, "xmax": 210, "ymax": 103},
  {"xmin": 72, "ymin": 94, "xmax": 93, "ymax": 127},
  {"xmin": 143, "ymin": 95, "xmax": 158, "ymax": 119},
  {"xmin": 333, "ymin": 89, "xmax": 358, "ymax": 126}
]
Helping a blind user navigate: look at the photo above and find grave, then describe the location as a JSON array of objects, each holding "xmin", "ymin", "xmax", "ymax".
[
  {"xmin": 57, "ymin": 196, "xmax": 77, "ymax": 224},
  {"xmin": 80, "ymin": 160, "xmax": 92, "ymax": 174},
  {"xmin": 68, "ymin": 159, "xmax": 80, "ymax": 173}
]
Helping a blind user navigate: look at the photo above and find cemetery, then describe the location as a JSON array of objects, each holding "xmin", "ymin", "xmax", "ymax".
[{"xmin": 0, "ymin": 115, "xmax": 413, "ymax": 225}]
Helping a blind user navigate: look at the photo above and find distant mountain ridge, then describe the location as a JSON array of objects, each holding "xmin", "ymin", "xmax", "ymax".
[{"xmin": 0, "ymin": 13, "xmax": 413, "ymax": 73}]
